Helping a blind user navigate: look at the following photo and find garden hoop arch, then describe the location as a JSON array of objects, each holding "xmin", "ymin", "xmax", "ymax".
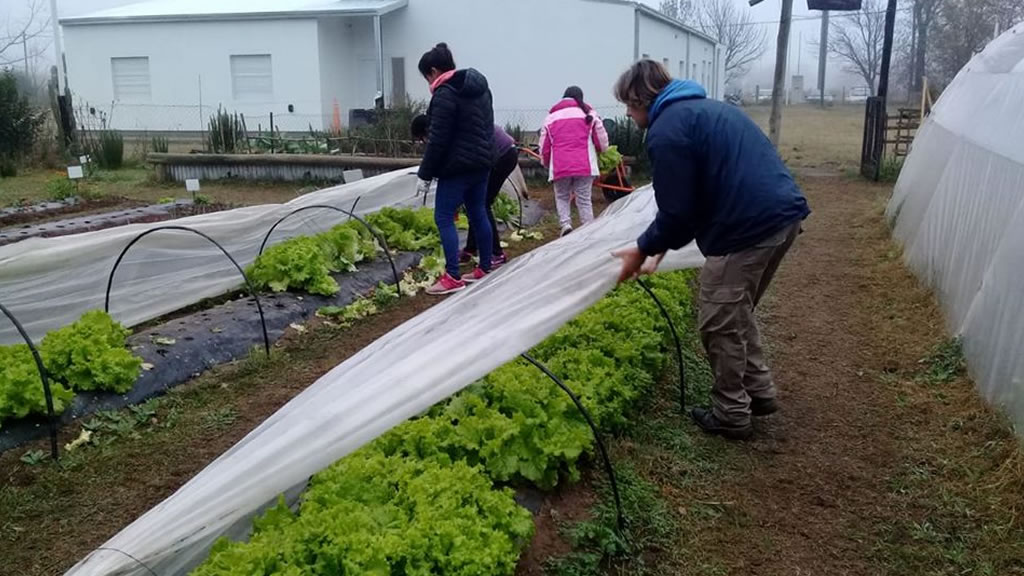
[
  {"xmin": 104, "ymin": 226, "xmax": 271, "ymax": 356},
  {"xmin": 0, "ymin": 302, "xmax": 59, "ymax": 460},
  {"xmin": 521, "ymin": 352, "xmax": 626, "ymax": 531},
  {"xmin": 257, "ymin": 204, "xmax": 402, "ymax": 297},
  {"xmin": 636, "ymin": 278, "xmax": 687, "ymax": 412}
]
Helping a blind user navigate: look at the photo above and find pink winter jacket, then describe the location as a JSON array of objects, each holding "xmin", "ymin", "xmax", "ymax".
[{"xmin": 539, "ymin": 98, "xmax": 610, "ymax": 181}]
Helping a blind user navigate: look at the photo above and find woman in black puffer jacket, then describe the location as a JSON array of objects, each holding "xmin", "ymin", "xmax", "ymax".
[{"xmin": 415, "ymin": 43, "xmax": 496, "ymax": 295}]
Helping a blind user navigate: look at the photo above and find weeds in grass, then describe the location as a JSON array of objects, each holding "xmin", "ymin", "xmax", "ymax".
[
  {"xmin": 879, "ymin": 156, "xmax": 904, "ymax": 183},
  {"xmin": 919, "ymin": 338, "xmax": 966, "ymax": 386},
  {"xmin": 236, "ymin": 346, "xmax": 284, "ymax": 378},
  {"xmin": 201, "ymin": 407, "xmax": 238, "ymax": 431},
  {"xmin": 45, "ymin": 177, "xmax": 76, "ymax": 201},
  {"xmin": 19, "ymin": 450, "xmax": 46, "ymax": 466},
  {"xmin": 544, "ymin": 467, "xmax": 675, "ymax": 576},
  {"xmin": 873, "ymin": 338, "xmax": 1024, "ymax": 576}
]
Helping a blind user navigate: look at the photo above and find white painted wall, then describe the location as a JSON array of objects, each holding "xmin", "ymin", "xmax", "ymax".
[
  {"xmin": 318, "ymin": 16, "xmax": 379, "ymax": 126},
  {"xmin": 61, "ymin": 0, "xmax": 722, "ymax": 132},
  {"xmin": 636, "ymin": 12, "xmax": 721, "ymax": 99},
  {"xmin": 381, "ymin": 0, "xmax": 635, "ymax": 129},
  {"xmin": 64, "ymin": 19, "xmax": 323, "ymax": 131}
]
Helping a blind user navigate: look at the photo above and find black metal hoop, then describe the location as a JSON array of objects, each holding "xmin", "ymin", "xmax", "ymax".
[
  {"xmin": 257, "ymin": 205, "xmax": 401, "ymax": 298},
  {"xmin": 503, "ymin": 177, "xmax": 526, "ymax": 231},
  {"xmin": 521, "ymin": 352, "xmax": 625, "ymax": 531},
  {"xmin": 105, "ymin": 226, "xmax": 271, "ymax": 356},
  {"xmin": 0, "ymin": 302, "xmax": 59, "ymax": 460},
  {"xmin": 636, "ymin": 278, "xmax": 687, "ymax": 413},
  {"xmin": 90, "ymin": 547, "xmax": 159, "ymax": 576}
]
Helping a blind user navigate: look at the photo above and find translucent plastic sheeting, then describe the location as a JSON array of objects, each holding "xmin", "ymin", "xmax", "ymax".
[
  {"xmin": 887, "ymin": 23, "xmax": 1024, "ymax": 433},
  {"xmin": 64, "ymin": 185, "xmax": 704, "ymax": 576},
  {"xmin": 0, "ymin": 167, "xmax": 527, "ymax": 345}
]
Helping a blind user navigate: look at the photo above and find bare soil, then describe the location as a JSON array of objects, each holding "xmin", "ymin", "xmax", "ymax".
[{"xmin": 666, "ymin": 173, "xmax": 1024, "ymax": 575}]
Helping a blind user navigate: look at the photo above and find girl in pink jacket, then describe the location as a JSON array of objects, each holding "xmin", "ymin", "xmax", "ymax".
[{"xmin": 539, "ymin": 86, "xmax": 610, "ymax": 236}]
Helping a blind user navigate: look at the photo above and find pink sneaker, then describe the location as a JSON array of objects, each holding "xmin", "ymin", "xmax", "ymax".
[
  {"xmin": 463, "ymin": 267, "xmax": 488, "ymax": 283},
  {"xmin": 426, "ymin": 273, "xmax": 466, "ymax": 295},
  {"xmin": 491, "ymin": 253, "xmax": 507, "ymax": 269},
  {"xmin": 459, "ymin": 249, "xmax": 476, "ymax": 264}
]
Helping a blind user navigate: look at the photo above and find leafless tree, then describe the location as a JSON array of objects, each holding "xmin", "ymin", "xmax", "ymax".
[
  {"xmin": 694, "ymin": 0, "xmax": 768, "ymax": 87},
  {"xmin": 0, "ymin": 0, "xmax": 51, "ymax": 70},
  {"xmin": 929, "ymin": 0, "xmax": 1020, "ymax": 87},
  {"xmin": 824, "ymin": 0, "xmax": 887, "ymax": 95},
  {"xmin": 909, "ymin": 0, "xmax": 942, "ymax": 92},
  {"xmin": 659, "ymin": 0, "xmax": 695, "ymax": 25}
]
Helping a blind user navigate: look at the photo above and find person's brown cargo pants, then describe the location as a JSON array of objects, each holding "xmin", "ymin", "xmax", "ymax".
[{"xmin": 698, "ymin": 220, "xmax": 801, "ymax": 426}]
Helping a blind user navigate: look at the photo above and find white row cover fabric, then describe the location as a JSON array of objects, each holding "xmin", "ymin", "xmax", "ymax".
[
  {"xmin": 64, "ymin": 185, "xmax": 704, "ymax": 576},
  {"xmin": 0, "ymin": 168, "xmax": 525, "ymax": 345},
  {"xmin": 888, "ymin": 24, "xmax": 1024, "ymax": 432}
]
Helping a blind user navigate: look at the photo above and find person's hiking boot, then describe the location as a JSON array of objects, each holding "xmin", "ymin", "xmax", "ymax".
[
  {"xmin": 750, "ymin": 397, "xmax": 779, "ymax": 417},
  {"xmin": 459, "ymin": 249, "xmax": 476, "ymax": 264},
  {"xmin": 463, "ymin": 267, "xmax": 490, "ymax": 283},
  {"xmin": 426, "ymin": 273, "xmax": 465, "ymax": 295},
  {"xmin": 491, "ymin": 253, "xmax": 507, "ymax": 269},
  {"xmin": 560, "ymin": 226, "xmax": 573, "ymax": 237},
  {"xmin": 690, "ymin": 407, "xmax": 753, "ymax": 440}
]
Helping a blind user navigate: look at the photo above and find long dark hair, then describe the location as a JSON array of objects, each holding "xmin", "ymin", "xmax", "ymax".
[
  {"xmin": 563, "ymin": 86, "xmax": 593, "ymax": 125},
  {"xmin": 418, "ymin": 43, "xmax": 456, "ymax": 79}
]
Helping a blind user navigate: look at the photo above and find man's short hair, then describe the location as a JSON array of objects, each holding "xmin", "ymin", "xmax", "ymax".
[{"xmin": 614, "ymin": 60, "xmax": 673, "ymax": 110}]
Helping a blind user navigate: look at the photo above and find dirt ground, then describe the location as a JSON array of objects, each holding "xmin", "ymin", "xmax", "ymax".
[{"xmin": 661, "ymin": 172, "xmax": 1024, "ymax": 575}]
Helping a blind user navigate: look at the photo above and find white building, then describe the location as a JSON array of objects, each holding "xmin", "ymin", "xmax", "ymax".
[{"xmin": 60, "ymin": 0, "xmax": 723, "ymax": 132}]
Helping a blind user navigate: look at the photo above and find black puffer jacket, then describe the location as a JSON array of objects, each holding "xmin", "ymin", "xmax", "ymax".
[{"xmin": 418, "ymin": 68, "xmax": 495, "ymax": 181}]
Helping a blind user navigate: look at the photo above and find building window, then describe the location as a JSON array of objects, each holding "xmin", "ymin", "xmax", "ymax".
[
  {"xmin": 111, "ymin": 57, "xmax": 151, "ymax": 102},
  {"xmin": 692, "ymin": 63, "xmax": 697, "ymax": 80},
  {"xmin": 642, "ymin": 53, "xmax": 650, "ymax": 60},
  {"xmin": 662, "ymin": 58, "xmax": 670, "ymax": 70},
  {"xmin": 231, "ymin": 54, "xmax": 273, "ymax": 101},
  {"xmin": 679, "ymin": 61, "xmax": 685, "ymax": 79}
]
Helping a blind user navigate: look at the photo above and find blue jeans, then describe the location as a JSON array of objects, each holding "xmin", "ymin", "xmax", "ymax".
[{"xmin": 435, "ymin": 171, "xmax": 492, "ymax": 278}]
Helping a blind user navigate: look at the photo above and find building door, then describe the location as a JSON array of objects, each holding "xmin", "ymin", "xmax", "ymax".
[{"xmin": 391, "ymin": 57, "xmax": 406, "ymax": 106}]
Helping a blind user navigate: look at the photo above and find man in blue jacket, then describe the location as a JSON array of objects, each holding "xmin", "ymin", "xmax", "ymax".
[{"xmin": 613, "ymin": 60, "xmax": 810, "ymax": 440}]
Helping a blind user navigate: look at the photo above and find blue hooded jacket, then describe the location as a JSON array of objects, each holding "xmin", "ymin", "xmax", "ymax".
[{"xmin": 637, "ymin": 80, "xmax": 810, "ymax": 257}]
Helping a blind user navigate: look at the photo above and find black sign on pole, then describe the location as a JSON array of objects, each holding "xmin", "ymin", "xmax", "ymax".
[{"xmin": 807, "ymin": 0, "xmax": 862, "ymax": 10}]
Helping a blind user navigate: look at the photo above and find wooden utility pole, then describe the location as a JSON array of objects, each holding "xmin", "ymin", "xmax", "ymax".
[
  {"xmin": 49, "ymin": 0, "xmax": 64, "ymax": 92},
  {"xmin": 818, "ymin": 10, "xmax": 829, "ymax": 108},
  {"xmin": 769, "ymin": 0, "xmax": 794, "ymax": 147},
  {"xmin": 877, "ymin": 0, "xmax": 898, "ymax": 99},
  {"xmin": 23, "ymin": 33, "xmax": 30, "ymax": 76}
]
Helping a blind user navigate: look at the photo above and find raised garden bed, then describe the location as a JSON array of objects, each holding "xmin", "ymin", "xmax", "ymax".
[
  {"xmin": 149, "ymin": 153, "xmax": 421, "ymax": 183},
  {"xmin": 0, "ymin": 200, "xmax": 231, "ymax": 247},
  {"xmin": 0, "ymin": 196, "xmax": 135, "ymax": 229},
  {"xmin": 0, "ymin": 201, "xmax": 545, "ymax": 454}
]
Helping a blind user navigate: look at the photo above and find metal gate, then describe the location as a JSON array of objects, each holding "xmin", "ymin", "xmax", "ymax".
[{"xmin": 861, "ymin": 96, "xmax": 887, "ymax": 181}]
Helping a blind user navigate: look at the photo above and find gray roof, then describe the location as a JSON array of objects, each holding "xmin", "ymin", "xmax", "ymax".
[
  {"xmin": 583, "ymin": 0, "xmax": 719, "ymax": 46},
  {"xmin": 60, "ymin": 0, "xmax": 408, "ymax": 25}
]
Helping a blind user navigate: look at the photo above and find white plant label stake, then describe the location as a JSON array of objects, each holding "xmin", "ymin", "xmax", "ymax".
[
  {"xmin": 67, "ymin": 165, "xmax": 84, "ymax": 198},
  {"xmin": 186, "ymin": 178, "xmax": 201, "ymax": 201}
]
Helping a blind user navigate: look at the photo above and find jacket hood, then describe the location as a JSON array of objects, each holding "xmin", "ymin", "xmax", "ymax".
[
  {"xmin": 649, "ymin": 80, "xmax": 706, "ymax": 124},
  {"xmin": 438, "ymin": 68, "xmax": 489, "ymax": 98},
  {"xmin": 549, "ymin": 97, "xmax": 589, "ymax": 114}
]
